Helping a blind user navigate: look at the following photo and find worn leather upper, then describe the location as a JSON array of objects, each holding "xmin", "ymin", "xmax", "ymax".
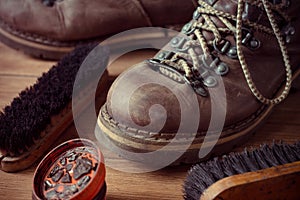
[
  {"xmin": 0, "ymin": 0, "xmax": 197, "ymax": 41},
  {"xmin": 104, "ymin": 0, "xmax": 300, "ymax": 136}
]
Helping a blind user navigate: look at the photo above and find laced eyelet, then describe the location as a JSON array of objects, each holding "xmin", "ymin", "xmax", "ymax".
[
  {"xmin": 191, "ymin": 65, "xmax": 221, "ymax": 89},
  {"xmin": 184, "ymin": 76, "xmax": 208, "ymax": 96},
  {"xmin": 226, "ymin": 46, "xmax": 238, "ymax": 59},
  {"xmin": 171, "ymin": 37, "xmax": 189, "ymax": 52},
  {"xmin": 215, "ymin": 62, "xmax": 229, "ymax": 76},
  {"xmin": 202, "ymin": 55, "xmax": 229, "ymax": 76},
  {"xmin": 181, "ymin": 21, "xmax": 196, "ymax": 35},
  {"xmin": 240, "ymin": 28, "xmax": 261, "ymax": 50},
  {"xmin": 203, "ymin": 76, "xmax": 218, "ymax": 87},
  {"xmin": 193, "ymin": 9, "xmax": 201, "ymax": 20},
  {"xmin": 213, "ymin": 39, "xmax": 231, "ymax": 54},
  {"xmin": 155, "ymin": 51, "xmax": 175, "ymax": 61},
  {"xmin": 148, "ymin": 60, "xmax": 186, "ymax": 84}
]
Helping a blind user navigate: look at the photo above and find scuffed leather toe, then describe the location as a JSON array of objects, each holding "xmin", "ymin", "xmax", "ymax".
[{"xmin": 104, "ymin": 61, "xmax": 208, "ymax": 134}]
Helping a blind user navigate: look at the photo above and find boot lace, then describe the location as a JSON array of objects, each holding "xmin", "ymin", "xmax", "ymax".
[{"xmin": 152, "ymin": 0, "xmax": 293, "ymax": 105}]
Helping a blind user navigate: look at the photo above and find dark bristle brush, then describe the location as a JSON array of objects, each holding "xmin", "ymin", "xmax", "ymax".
[
  {"xmin": 184, "ymin": 141, "xmax": 300, "ymax": 200},
  {"xmin": 0, "ymin": 44, "xmax": 108, "ymax": 172}
]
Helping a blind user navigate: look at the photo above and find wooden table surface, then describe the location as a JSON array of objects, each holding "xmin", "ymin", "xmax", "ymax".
[{"xmin": 0, "ymin": 42, "xmax": 299, "ymax": 200}]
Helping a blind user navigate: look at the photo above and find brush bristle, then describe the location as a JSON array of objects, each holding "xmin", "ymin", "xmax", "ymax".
[
  {"xmin": 183, "ymin": 141, "xmax": 300, "ymax": 200},
  {"xmin": 0, "ymin": 44, "xmax": 98, "ymax": 156}
]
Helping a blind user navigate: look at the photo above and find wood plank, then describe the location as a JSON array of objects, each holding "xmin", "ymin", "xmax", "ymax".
[{"xmin": 0, "ymin": 43, "xmax": 54, "ymax": 77}]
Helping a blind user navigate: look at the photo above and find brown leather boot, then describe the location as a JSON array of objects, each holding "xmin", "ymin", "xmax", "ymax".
[
  {"xmin": 97, "ymin": 0, "xmax": 300, "ymax": 165},
  {"xmin": 0, "ymin": 0, "xmax": 197, "ymax": 59}
]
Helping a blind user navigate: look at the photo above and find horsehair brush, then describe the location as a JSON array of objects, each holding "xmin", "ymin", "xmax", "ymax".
[
  {"xmin": 184, "ymin": 141, "xmax": 300, "ymax": 200},
  {"xmin": 0, "ymin": 44, "xmax": 107, "ymax": 172}
]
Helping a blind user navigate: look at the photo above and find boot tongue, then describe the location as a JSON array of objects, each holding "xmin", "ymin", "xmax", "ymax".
[
  {"xmin": 241, "ymin": 0, "xmax": 287, "ymax": 29},
  {"xmin": 194, "ymin": 0, "xmax": 238, "ymax": 42},
  {"xmin": 205, "ymin": 0, "xmax": 238, "ymax": 15},
  {"xmin": 199, "ymin": 0, "xmax": 285, "ymax": 32}
]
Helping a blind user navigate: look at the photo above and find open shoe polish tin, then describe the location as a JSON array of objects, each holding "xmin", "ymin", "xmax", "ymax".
[{"xmin": 32, "ymin": 138, "xmax": 106, "ymax": 200}]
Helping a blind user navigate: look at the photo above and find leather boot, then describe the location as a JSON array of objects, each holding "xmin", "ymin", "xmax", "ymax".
[
  {"xmin": 0, "ymin": 0, "xmax": 197, "ymax": 59},
  {"xmin": 98, "ymin": 0, "xmax": 300, "ymax": 165}
]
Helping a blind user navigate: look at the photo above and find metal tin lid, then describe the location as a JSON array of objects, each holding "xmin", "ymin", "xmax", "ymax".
[{"xmin": 32, "ymin": 138, "xmax": 106, "ymax": 200}]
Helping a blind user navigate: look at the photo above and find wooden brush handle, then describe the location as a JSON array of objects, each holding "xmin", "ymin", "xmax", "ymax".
[{"xmin": 201, "ymin": 161, "xmax": 300, "ymax": 200}]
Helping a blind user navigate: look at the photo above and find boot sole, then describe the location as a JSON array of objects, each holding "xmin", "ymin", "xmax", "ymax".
[
  {"xmin": 96, "ymin": 68, "xmax": 300, "ymax": 165},
  {"xmin": 0, "ymin": 19, "xmax": 181, "ymax": 60}
]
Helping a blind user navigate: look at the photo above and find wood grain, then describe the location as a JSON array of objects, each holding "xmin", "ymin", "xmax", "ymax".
[{"xmin": 0, "ymin": 42, "xmax": 299, "ymax": 200}]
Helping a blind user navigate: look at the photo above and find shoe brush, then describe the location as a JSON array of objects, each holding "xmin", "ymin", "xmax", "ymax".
[
  {"xmin": 184, "ymin": 141, "xmax": 300, "ymax": 200},
  {"xmin": 0, "ymin": 44, "xmax": 108, "ymax": 172}
]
